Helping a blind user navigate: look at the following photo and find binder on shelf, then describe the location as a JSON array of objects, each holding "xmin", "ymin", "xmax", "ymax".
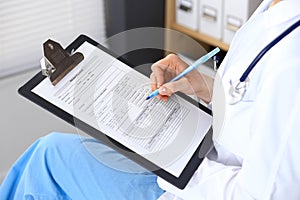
[
  {"xmin": 223, "ymin": 0, "xmax": 262, "ymax": 44},
  {"xmin": 176, "ymin": 0, "xmax": 199, "ymax": 30},
  {"xmin": 198, "ymin": 0, "xmax": 224, "ymax": 40}
]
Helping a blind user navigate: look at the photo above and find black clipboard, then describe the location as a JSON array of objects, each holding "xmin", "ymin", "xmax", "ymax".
[{"xmin": 18, "ymin": 34, "xmax": 213, "ymax": 189}]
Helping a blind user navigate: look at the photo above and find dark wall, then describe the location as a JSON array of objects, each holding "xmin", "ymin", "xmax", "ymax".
[
  {"xmin": 105, "ymin": 0, "xmax": 165, "ymax": 37},
  {"xmin": 104, "ymin": 0, "xmax": 165, "ymax": 76}
]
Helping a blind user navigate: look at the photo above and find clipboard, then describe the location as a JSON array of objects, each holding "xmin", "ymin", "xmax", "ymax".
[{"xmin": 18, "ymin": 34, "xmax": 213, "ymax": 189}]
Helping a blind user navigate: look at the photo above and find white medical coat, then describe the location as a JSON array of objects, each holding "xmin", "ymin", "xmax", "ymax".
[{"xmin": 158, "ymin": 0, "xmax": 300, "ymax": 199}]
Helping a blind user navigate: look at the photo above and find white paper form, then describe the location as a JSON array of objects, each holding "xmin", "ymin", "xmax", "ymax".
[{"xmin": 32, "ymin": 42, "xmax": 212, "ymax": 177}]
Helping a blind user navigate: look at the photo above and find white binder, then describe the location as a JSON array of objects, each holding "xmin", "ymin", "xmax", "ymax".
[
  {"xmin": 198, "ymin": 0, "xmax": 224, "ymax": 40},
  {"xmin": 223, "ymin": 0, "xmax": 262, "ymax": 44},
  {"xmin": 176, "ymin": 0, "xmax": 199, "ymax": 30}
]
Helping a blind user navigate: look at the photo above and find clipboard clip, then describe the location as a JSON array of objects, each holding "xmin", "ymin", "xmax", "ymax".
[{"xmin": 41, "ymin": 39, "xmax": 84, "ymax": 85}]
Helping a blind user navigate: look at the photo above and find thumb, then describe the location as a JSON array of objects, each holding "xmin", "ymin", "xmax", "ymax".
[{"xmin": 158, "ymin": 80, "xmax": 184, "ymax": 96}]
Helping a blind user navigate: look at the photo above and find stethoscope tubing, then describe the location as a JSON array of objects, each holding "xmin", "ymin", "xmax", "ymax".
[{"xmin": 239, "ymin": 19, "xmax": 300, "ymax": 82}]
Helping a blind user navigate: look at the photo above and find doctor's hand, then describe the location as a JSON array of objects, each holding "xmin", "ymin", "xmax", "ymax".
[{"xmin": 150, "ymin": 54, "xmax": 214, "ymax": 103}]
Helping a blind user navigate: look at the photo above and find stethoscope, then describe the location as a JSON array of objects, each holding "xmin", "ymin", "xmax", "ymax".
[{"xmin": 227, "ymin": 19, "xmax": 300, "ymax": 105}]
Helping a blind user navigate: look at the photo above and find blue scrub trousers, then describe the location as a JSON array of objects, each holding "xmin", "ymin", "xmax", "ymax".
[{"xmin": 0, "ymin": 132, "xmax": 164, "ymax": 200}]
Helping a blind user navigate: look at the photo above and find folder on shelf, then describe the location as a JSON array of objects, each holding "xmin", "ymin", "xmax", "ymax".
[
  {"xmin": 18, "ymin": 35, "xmax": 213, "ymax": 189},
  {"xmin": 223, "ymin": 0, "xmax": 262, "ymax": 44},
  {"xmin": 176, "ymin": 0, "xmax": 199, "ymax": 30},
  {"xmin": 198, "ymin": 0, "xmax": 224, "ymax": 40}
]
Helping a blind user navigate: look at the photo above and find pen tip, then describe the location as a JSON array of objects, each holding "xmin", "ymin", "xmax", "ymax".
[{"xmin": 145, "ymin": 96, "xmax": 150, "ymax": 100}]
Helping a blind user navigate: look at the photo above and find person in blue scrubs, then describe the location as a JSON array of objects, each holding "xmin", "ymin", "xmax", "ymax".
[{"xmin": 0, "ymin": 132, "xmax": 164, "ymax": 200}]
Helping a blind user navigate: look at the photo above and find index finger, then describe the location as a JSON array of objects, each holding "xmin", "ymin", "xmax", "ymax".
[
  {"xmin": 151, "ymin": 63, "xmax": 168, "ymax": 89},
  {"xmin": 150, "ymin": 73, "xmax": 158, "ymax": 91}
]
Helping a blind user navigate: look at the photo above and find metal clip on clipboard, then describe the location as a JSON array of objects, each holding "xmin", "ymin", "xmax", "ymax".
[{"xmin": 41, "ymin": 39, "xmax": 84, "ymax": 86}]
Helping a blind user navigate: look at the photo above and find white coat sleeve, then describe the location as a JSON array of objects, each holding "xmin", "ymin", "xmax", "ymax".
[{"xmin": 158, "ymin": 52, "xmax": 300, "ymax": 200}]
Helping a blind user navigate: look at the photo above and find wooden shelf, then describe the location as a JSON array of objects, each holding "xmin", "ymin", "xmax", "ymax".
[
  {"xmin": 170, "ymin": 22, "xmax": 230, "ymax": 51},
  {"xmin": 165, "ymin": 0, "xmax": 230, "ymax": 52}
]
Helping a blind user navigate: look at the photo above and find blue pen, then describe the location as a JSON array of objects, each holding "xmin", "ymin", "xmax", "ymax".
[{"xmin": 146, "ymin": 47, "xmax": 220, "ymax": 100}]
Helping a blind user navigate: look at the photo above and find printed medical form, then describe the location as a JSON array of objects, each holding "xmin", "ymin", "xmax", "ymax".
[{"xmin": 32, "ymin": 42, "xmax": 212, "ymax": 177}]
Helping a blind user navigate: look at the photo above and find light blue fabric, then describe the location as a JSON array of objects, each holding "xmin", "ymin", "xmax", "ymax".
[{"xmin": 0, "ymin": 132, "xmax": 164, "ymax": 200}]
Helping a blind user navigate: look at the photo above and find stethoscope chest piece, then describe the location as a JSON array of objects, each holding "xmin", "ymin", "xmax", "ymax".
[
  {"xmin": 228, "ymin": 78, "xmax": 249, "ymax": 105},
  {"xmin": 226, "ymin": 19, "xmax": 300, "ymax": 105}
]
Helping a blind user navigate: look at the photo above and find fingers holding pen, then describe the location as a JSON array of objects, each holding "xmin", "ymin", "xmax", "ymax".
[
  {"xmin": 155, "ymin": 79, "xmax": 185, "ymax": 102},
  {"xmin": 149, "ymin": 51, "xmax": 216, "ymax": 103},
  {"xmin": 149, "ymin": 77, "xmax": 185, "ymax": 101},
  {"xmin": 150, "ymin": 62, "xmax": 171, "ymax": 101},
  {"xmin": 150, "ymin": 72, "xmax": 168, "ymax": 101},
  {"xmin": 150, "ymin": 72, "xmax": 160, "ymax": 91},
  {"xmin": 158, "ymin": 78, "xmax": 187, "ymax": 96},
  {"xmin": 150, "ymin": 63, "xmax": 168, "ymax": 87},
  {"xmin": 150, "ymin": 54, "xmax": 189, "ymax": 101}
]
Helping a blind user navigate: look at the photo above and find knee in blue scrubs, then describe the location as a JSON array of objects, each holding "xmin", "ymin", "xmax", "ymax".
[{"xmin": 0, "ymin": 132, "xmax": 164, "ymax": 200}]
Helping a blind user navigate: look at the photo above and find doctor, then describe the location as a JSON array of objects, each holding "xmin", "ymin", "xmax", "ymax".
[
  {"xmin": 155, "ymin": 0, "xmax": 300, "ymax": 199},
  {"xmin": 0, "ymin": 0, "xmax": 299, "ymax": 199}
]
